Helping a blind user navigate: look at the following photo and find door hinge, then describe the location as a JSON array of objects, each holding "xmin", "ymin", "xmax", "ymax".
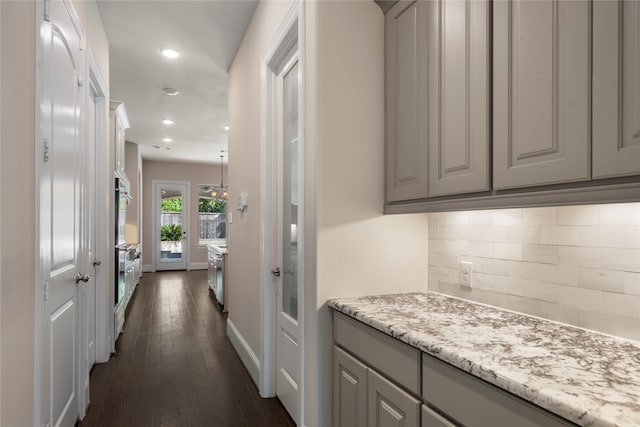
[
  {"xmin": 44, "ymin": 281, "xmax": 49, "ymax": 302},
  {"xmin": 43, "ymin": 138, "xmax": 50, "ymax": 163},
  {"xmin": 44, "ymin": 0, "xmax": 50, "ymax": 21}
]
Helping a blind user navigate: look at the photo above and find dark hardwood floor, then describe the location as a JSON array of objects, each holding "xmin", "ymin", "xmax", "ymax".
[{"xmin": 80, "ymin": 270, "xmax": 295, "ymax": 427}]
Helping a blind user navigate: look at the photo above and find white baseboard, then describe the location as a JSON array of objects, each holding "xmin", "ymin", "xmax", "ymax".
[
  {"xmin": 142, "ymin": 264, "xmax": 155, "ymax": 273},
  {"xmin": 227, "ymin": 319, "xmax": 260, "ymax": 387},
  {"xmin": 189, "ymin": 262, "xmax": 208, "ymax": 270}
]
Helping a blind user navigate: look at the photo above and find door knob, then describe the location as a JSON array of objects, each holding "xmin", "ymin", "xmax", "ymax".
[
  {"xmin": 271, "ymin": 267, "xmax": 281, "ymax": 277},
  {"xmin": 75, "ymin": 273, "xmax": 91, "ymax": 284},
  {"xmin": 92, "ymin": 260, "xmax": 102, "ymax": 267}
]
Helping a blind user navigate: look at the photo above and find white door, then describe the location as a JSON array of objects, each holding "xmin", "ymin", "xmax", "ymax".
[
  {"xmin": 40, "ymin": 1, "xmax": 86, "ymax": 425},
  {"xmin": 274, "ymin": 55, "xmax": 301, "ymax": 424},
  {"xmin": 155, "ymin": 181, "xmax": 189, "ymax": 271}
]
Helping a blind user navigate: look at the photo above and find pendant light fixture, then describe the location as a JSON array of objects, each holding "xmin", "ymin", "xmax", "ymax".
[{"xmin": 210, "ymin": 151, "xmax": 228, "ymax": 202}]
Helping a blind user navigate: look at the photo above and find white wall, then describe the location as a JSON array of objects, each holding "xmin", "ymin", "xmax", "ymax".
[
  {"xmin": 429, "ymin": 204, "xmax": 640, "ymax": 341},
  {"xmin": 303, "ymin": 2, "xmax": 428, "ymax": 425},
  {"xmin": 227, "ymin": 0, "xmax": 296, "ymax": 372},
  {"xmin": 141, "ymin": 159, "xmax": 225, "ymax": 267},
  {"xmin": 0, "ymin": 1, "xmax": 109, "ymax": 424}
]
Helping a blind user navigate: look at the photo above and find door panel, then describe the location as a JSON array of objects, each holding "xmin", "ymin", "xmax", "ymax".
[
  {"xmin": 334, "ymin": 346, "xmax": 367, "ymax": 427},
  {"xmin": 428, "ymin": 0, "xmax": 490, "ymax": 196},
  {"xmin": 276, "ymin": 57, "xmax": 301, "ymax": 424},
  {"xmin": 368, "ymin": 369, "xmax": 420, "ymax": 427},
  {"xmin": 494, "ymin": 0, "xmax": 591, "ymax": 189},
  {"xmin": 593, "ymin": 0, "xmax": 640, "ymax": 178},
  {"xmin": 41, "ymin": 1, "xmax": 85, "ymax": 426},
  {"xmin": 155, "ymin": 182, "xmax": 188, "ymax": 271},
  {"xmin": 386, "ymin": 0, "xmax": 429, "ymax": 201}
]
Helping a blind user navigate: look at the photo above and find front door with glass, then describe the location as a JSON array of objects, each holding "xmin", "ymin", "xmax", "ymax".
[{"xmin": 155, "ymin": 182, "xmax": 189, "ymax": 271}]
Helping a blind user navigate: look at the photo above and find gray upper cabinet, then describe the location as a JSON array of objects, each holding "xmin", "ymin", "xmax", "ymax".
[
  {"xmin": 386, "ymin": 0, "xmax": 429, "ymax": 202},
  {"xmin": 493, "ymin": 0, "xmax": 591, "ymax": 189},
  {"xmin": 384, "ymin": 0, "xmax": 640, "ymax": 212},
  {"xmin": 427, "ymin": 0, "xmax": 490, "ymax": 196},
  {"xmin": 593, "ymin": 0, "xmax": 640, "ymax": 178}
]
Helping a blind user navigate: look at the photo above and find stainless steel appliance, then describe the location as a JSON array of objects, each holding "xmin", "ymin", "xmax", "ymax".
[{"xmin": 114, "ymin": 176, "xmax": 131, "ymax": 335}]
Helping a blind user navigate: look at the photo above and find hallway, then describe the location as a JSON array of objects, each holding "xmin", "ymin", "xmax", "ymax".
[{"xmin": 80, "ymin": 271, "xmax": 295, "ymax": 427}]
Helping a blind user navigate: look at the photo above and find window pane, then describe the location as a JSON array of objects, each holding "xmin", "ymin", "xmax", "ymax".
[{"xmin": 197, "ymin": 184, "xmax": 227, "ymax": 245}]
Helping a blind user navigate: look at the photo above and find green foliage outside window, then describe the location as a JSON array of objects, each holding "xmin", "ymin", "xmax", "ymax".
[
  {"xmin": 161, "ymin": 198, "xmax": 182, "ymax": 212},
  {"xmin": 199, "ymin": 198, "xmax": 226, "ymax": 213},
  {"xmin": 160, "ymin": 223, "xmax": 182, "ymax": 241}
]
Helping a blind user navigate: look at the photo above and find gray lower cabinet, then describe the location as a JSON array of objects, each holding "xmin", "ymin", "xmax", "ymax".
[
  {"xmin": 333, "ymin": 345, "xmax": 420, "ymax": 427},
  {"xmin": 368, "ymin": 368, "xmax": 420, "ymax": 427},
  {"xmin": 422, "ymin": 354, "xmax": 574, "ymax": 427},
  {"xmin": 333, "ymin": 311, "xmax": 577, "ymax": 427},
  {"xmin": 422, "ymin": 405, "xmax": 455, "ymax": 427},
  {"xmin": 334, "ymin": 346, "xmax": 367, "ymax": 427}
]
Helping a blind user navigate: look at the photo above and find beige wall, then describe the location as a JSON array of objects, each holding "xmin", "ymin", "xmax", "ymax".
[
  {"xmin": 0, "ymin": 3, "xmax": 35, "ymax": 425},
  {"xmin": 0, "ymin": 1, "xmax": 109, "ymax": 424},
  {"xmin": 303, "ymin": 2, "xmax": 428, "ymax": 425},
  {"xmin": 141, "ymin": 159, "xmax": 225, "ymax": 267},
  {"xmin": 227, "ymin": 0, "xmax": 295, "ymax": 365},
  {"xmin": 229, "ymin": 1, "xmax": 428, "ymax": 425}
]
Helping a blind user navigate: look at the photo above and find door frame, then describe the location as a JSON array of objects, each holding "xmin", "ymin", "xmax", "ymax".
[
  {"xmin": 152, "ymin": 179, "xmax": 191, "ymax": 271},
  {"xmin": 87, "ymin": 50, "xmax": 110, "ymax": 363},
  {"xmin": 259, "ymin": 0, "xmax": 305, "ymax": 421}
]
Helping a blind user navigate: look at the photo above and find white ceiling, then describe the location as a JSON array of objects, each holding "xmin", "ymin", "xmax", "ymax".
[{"xmin": 97, "ymin": 0, "xmax": 258, "ymax": 165}]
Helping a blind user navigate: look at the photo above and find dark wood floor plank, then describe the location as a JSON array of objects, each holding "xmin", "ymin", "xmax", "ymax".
[{"xmin": 80, "ymin": 270, "xmax": 295, "ymax": 427}]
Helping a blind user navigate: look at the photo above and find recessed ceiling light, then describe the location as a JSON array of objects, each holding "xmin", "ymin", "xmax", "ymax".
[
  {"xmin": 224, "ymin": 125, "xmax": 229, "ymax": 131},
  {"xmin": 162, "ymin": 119, "xmax": 174, "ymax": 125},
  {"xmin": 162, "ymin": 138, "xmax": 173, "ymax": 143},
  {"xmin": 160, "ymin": 48, "xmax": 180, "ymax": 59},
  {"xmin": 153, "ymin": 145, "xmax": 161, "ymax": 149},
  {"xmin": 163, "ymin": 87, "xmax": 179, "ymax": 96},
  {"xmin": 165, "ymin": 147, "xmax": 171, "ymax": 150}
]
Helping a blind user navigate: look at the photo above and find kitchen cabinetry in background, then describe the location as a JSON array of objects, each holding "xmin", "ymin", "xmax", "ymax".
[
  {"xmin": 110, "ymin": 100, "xmax": 129, "ymax": 176},
  {"xmin": 383, "ymin": 0, "xmax": 640, "ymax": 213}
]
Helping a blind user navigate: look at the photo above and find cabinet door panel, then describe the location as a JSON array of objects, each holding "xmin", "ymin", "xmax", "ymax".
[
  {"xmin": 368, "ymin": 369, "xmax": 420, "ymax": 427},
  {"xmin": 494, "ymin": 0, "xmax": 591, "ymax": 189},
  {"xmin": 428, "ymin": 0, "xmax": 490, "ymax": 196},
  {"xmin": 386, "ymin": 0, "xmax": 429, "ymax": 201},
  {"xmin": 334, "ymin": 346, "xmax": 367, "ymax": 427},
  {"xmin": 422, "ymin": 405, "xmax": 457, "ymax": 427},
  {"xmin": 593, "ymin": 0, "xmax": 640, "ymax": 178}
]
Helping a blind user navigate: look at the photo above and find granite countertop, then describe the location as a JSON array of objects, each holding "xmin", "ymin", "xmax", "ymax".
[{"xmin": 328, "ymin": 292, "xmax": 640, "ymax": 427}]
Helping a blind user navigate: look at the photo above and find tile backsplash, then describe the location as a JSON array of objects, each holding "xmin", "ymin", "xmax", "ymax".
[{"xmin": 428, "ymin": 203, "xmax": 640, "ymax": 341}]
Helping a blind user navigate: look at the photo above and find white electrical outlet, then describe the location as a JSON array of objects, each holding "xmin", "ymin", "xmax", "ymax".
[{"xmin": 460, "ymin": 261, "xmax": 473, "ymax": 288}]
